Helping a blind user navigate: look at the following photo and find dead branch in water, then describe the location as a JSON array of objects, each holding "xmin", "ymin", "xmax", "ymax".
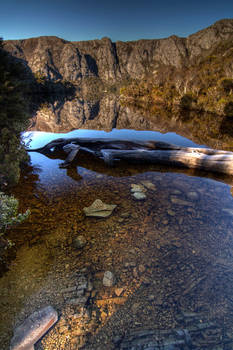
[{"xmin": 27, "ymin": 137, "xmax": 233, "ymax": 175}]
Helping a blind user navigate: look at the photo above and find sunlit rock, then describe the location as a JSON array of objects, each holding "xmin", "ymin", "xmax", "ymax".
[{"xmin": 83, "ymin": 199, "xmax": 117, "ymax": 217}]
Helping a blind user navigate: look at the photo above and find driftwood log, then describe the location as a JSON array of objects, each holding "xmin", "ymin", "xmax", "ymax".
[{"xmin": 27, "ymin": 137, "xmax": 233, "ymax": 175}]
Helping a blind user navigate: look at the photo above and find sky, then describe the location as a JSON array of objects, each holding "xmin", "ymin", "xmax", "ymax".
[{"xmin": 1, "ymin": 0, "xmax": 233, "ymax": 42}]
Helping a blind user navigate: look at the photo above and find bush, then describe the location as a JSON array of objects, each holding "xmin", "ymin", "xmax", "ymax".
[
  {"xmin": 0, "ymin": 192, "xmax": 30, "ymax": 235},
  {"xmin": 0, "ymin": 38, "xmax": 30, "ymax": 187}
]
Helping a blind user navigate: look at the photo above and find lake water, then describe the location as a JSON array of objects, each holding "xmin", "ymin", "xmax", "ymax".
[{"xmin": 1, "ymin": 99, "xmax": 233, "ymax": 349}]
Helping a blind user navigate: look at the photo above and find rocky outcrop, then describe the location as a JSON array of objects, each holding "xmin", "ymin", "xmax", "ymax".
[{"xmin": 4, "ymin": 19, "xmax": 233, "ymax": 86}]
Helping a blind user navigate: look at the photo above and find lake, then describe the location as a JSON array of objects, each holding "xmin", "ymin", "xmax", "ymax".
[{"xmin": 1, "ymin": 97, "xmax": 233, "ymax": 349}]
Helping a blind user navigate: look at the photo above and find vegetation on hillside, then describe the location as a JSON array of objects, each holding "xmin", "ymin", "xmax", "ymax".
[{"xmin": 120, "ymin": 38, "xmax": 233, "ymax": 116}]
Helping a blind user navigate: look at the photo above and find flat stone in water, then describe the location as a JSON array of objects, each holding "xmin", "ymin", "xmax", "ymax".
[
  {"xmin": 10, "ymin": 306, "xmax": 58, "ymax": 350},
  {"xmin": 83, "ymin": 199, "xmax": 117, "ymax": 217}
]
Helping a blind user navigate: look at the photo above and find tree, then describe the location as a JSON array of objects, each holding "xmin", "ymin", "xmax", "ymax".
[
  {"xmin": 0, "ymin": 38, "xmax": 31, "ymax": 251},
  {"xmin": 0, "ymin": 38, "xmax": 30, "ymax": 186}
]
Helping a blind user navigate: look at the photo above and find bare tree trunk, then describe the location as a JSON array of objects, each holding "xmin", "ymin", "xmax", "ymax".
[{"xmin": 27, "ymin": 137, "xmax": 233, "ymax": 175}]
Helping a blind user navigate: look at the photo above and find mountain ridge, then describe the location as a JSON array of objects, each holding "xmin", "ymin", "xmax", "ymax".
[
  {"xmin": 3, "ymin": 19, "xmax": 233, "ymax": 82},
  {"xmin": 3, "ymin": 18, "xmax": 233, "ymax": 115}
]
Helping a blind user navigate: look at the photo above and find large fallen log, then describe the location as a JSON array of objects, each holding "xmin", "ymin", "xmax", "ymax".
[
  {"xmin": 101, "ymin": 149, "xmax": 233, "ymax": 174},
  {"xmin": 27, "ymin": 137, "xmax": 233, "ymax": 175}
]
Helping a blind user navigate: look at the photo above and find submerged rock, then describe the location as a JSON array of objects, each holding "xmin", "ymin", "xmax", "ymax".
[
  {"xmin": 83, "ymin": 199, "xmax": 117, "ymax": 217},
  {"xmin": 186, "ymin": 191, "xmax": 199, "ymax": 200},
  {"xmin": 140, "ymin": 181, "xmax": 156, "ymax": 190},
  {"xmin": 10, "ymin": 306, "xmax": 58, "ymax": 350},
  {"xmin": 73, "ymin": 235, "xmax": 87, "ymax": 249},
  {"xmin": 103, "ymin": 271, "xmax": 115, "ymax": 287},
  {"xmin": 170, "ymin": 196, "xmax": 193, "ymax": 206},
  {"xmin": 131, "ymin": 183, "xmax": 147, "ymax": 200},
  {"xmin": 130, "ymin": 184, "xmax": 146, "ymax": 193},
  {"xmin": 133, "ymin": 192, "xmax": 147, "ymax": 200}
]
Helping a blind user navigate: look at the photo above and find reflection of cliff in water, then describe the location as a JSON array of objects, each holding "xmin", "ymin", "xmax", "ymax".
[{"xmin": 29, "ymin": 95, "xmax": 233, "ymax": 151}]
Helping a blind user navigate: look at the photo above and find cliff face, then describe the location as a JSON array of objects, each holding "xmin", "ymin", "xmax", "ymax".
[{"xmin": 4, "ymin": 19, "xmax": 233, "ymax": 86}]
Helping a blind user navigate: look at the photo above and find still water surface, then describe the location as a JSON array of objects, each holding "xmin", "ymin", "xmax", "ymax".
[{"xmin": 1, "ymin": 103, "xmax": 233, "ymax": 349}]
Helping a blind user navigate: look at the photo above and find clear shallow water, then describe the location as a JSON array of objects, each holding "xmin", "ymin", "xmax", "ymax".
[{"xmin": 1, "ymin": 127, "xmax": 233, "ymax": 349}]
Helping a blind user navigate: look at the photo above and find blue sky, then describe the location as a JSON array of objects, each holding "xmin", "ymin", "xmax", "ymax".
[{"xmin": 1, "ymin": 0, "xmax": 233, "ymax": 42}]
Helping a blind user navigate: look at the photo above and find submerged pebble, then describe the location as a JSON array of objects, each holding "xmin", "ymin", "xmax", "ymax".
[
  {"xmin": 133, "ymin": 191, "xmax": 147, "ymax": 200},
  {"xmin": 73, "ymin": 235, "xmax": 87, "ymax": 249}
]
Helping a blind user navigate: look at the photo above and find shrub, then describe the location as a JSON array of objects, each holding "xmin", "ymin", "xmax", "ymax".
[
  {"xmin": 0, "ymin": 192, "xmax": 30, "ymax": 235},
  {"xmin": 0, "ymin": 38, "xmax": 30, "ymax": 187}
]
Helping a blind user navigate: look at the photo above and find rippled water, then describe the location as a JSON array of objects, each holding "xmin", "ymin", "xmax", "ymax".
[{"xmin": 1, "ymin": 106, "xmax": 233, "ymax": 349}]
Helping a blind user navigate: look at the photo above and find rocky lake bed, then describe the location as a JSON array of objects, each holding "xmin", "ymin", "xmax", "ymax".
[{"xmin": 1, "ymin": 152, "xmax": 233, "ymax": 349}]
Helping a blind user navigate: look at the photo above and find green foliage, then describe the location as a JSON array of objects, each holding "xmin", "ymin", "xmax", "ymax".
[
  {"xmin": 0, "ymin": 38, "xmax": 30, "ymax": 187},
  {"xmin": 0, "ymin": 192, "xmax": 30, "ymax": 235}
]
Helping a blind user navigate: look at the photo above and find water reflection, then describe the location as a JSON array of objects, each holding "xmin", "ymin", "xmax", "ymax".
[{"xmin": 29, "ymin": 95, "xmax": 233, "ymax": 151}]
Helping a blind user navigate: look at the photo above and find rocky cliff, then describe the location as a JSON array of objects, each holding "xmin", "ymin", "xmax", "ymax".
[{"xmin": 3, "ymin": 19, "xmax": 233, "ymax": 87}]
